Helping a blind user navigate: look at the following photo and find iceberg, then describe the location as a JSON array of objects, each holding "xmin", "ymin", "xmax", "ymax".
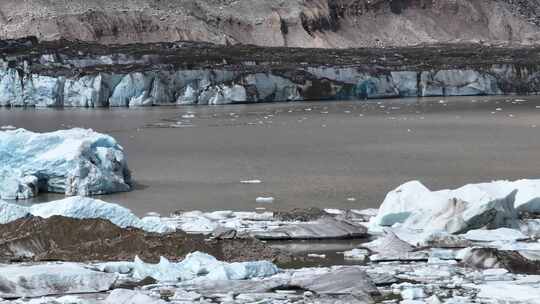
[
  {"xmin": 0, "ymin": 128, "xmax": 131, "ymax": 199},
  {"xmin": 0, "ymin": 196, "xmax": 174, "ymax": 233},
  {"xmin": 370, "ymin": 180, "xmax": 540, "ymax": 233}
]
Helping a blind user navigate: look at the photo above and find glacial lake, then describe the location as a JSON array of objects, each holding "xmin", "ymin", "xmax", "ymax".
[{"xmin": 2, "ymin": 96, "xmax": 540, "ymax": 216}]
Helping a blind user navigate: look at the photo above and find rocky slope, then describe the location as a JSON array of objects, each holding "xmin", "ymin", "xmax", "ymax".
[{"xmin": 1, "ymin": 0, "xmax": 540, "ymax": 48}]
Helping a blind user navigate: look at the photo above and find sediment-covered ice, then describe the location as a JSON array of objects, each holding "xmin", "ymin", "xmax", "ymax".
[
  {"xmin": 254, "ymin": 217, "xmax": 368, "ymax": 240},
  {"xmin": 0, "ymin": 128, "xmax": 131, "ymax": 199},
  {"xmin": 0, "ymin": 196, "xmax": 173, "ymax": 233}
]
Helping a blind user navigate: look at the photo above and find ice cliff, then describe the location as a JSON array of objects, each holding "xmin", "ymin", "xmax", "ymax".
[
  {"xmin": 2, "ymin": 39, "xmax": 540, "ymax": 107},
  {"xmin": 0, "ymin": 128, "xmax": 131, "ymax": 199},
  {"xmin": 0, "ymin": 63, "xmax": 527, "ymax": 107}
]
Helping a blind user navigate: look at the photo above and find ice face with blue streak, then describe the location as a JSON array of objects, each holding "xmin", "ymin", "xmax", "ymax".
[{"xmin": 0, "ymin": 128, "xmax": 131, "ymax": 199}]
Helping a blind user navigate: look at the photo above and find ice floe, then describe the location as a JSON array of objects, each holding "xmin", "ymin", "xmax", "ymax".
[
  {"xmin": 0, "ymin": 263, "xmax": 117, "ymax": 298},
  {"xmin": 256, "ymin": 196, "xmax": 275, "ymax": 203},
  {"xmin": 0, "ymin": 128, "xmax": 131, "ymax": 199}
]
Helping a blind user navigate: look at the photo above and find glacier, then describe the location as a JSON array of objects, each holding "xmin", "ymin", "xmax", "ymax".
[
  {"xmin": 0, "ymin": 128, "xmax": 131, "ymax": 199},
  {"xmin": 2, "ymin": 56, "xmax": 536, "ymax": 108}
]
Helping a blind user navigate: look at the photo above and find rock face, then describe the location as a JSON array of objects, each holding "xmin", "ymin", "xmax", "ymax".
[
  {"xmin": 1, "ymin": 0, "xmax": 540, "ymax": 48},
  {"xmin": 0, "ymin": 128, "xmax": 131, "ymax": 199}
]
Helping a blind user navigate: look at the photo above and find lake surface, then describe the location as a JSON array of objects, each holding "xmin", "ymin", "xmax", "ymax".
[{"xmin": 2, "ymin": 96, "xmax": 540, "ymax": 216}]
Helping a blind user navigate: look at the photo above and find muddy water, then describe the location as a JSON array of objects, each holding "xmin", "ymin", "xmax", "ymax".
[{"xmin": 1, "ymin": 96, "xmax": 540, "ymax": 216}]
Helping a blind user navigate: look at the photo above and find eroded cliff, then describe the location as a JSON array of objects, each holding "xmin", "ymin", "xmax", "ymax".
[{"xmin": 1, "ymin": 0, "xmax": 540, "ymax": 48}]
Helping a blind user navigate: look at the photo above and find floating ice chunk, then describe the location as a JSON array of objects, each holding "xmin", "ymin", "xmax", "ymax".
[
  {"xmin": 240, "ymin": 179, "xmax": 262, "ymax": 184},
  {"xmin": 343, "ymin": 248, "xmax": 369, "ymax": 261},
  {"xmin": 0, "ymin": 263, "xmax": 117, "ymax": 298},
  {"xmin": 0, "ymin": 128, "xmax": 131, "ymax": 199},
  {"xmin": 256, "ymin": 197, "xmax": 275, "ymax": 203},
  {"xmin": 0, "ymin": 125, "xmax": 16, "ymax": 130},
  {"xmin": 324, "ymin": 208, "xmax": 344, "ymax": 215},
  {"xmin": 461, "ymin": 228, "xmax": 528, "ymax": 242}
]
